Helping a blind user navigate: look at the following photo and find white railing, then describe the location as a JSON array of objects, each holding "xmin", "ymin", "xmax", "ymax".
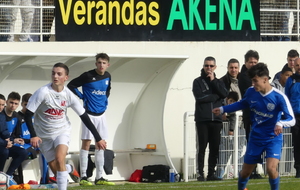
[{"xmin": 183, "ymin": 111, "xmax": 295, "ymax": 182}]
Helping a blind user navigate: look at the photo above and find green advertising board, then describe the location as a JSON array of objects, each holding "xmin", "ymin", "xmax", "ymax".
[{"xmin": 55, "ymin": 0, "xmax": 260, "ymax": 41}]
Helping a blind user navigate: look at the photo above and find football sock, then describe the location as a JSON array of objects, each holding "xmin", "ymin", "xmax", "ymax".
[
  {"xmin": 80, "ymin": 149, "xmax": 89, "ymax": 177},
  {"xmin": 95, "ymin": 149, "xmax": 104, "ymax": 179},
  {"xmin": 238, "ymin": 172, "xmax": 249, "ymax": 190},
  {"xmin": 56, "ymin": 171, "xmax": 68, "ymax": 190},
  {"xmin": 269, "ymin": 176, "xmax": 280, "ymax": 190}
]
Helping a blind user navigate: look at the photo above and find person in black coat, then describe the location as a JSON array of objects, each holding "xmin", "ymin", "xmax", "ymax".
[{"xmin": 192, "ymin": 56, "xmax": 228, "ymax": 181}]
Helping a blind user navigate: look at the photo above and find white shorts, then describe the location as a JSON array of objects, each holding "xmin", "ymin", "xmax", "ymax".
[
  {"xmin": 39, "ymin": 132, "xmax": 70, "ymax": 162},
  {"xmin": 81, "ymin": 113, "xmax": 108, "ymax": 140}
]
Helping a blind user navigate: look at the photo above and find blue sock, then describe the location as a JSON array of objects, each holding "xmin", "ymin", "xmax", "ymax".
[
  {"xmin": 269, "ymin": 176, "xmax": 280, "ymax": 190},
  {"xmin": 238, "ymin": 173, "xmax": 249, "ymax": 190}
]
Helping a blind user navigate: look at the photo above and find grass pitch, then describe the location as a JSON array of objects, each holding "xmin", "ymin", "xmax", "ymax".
[{"xmin": 66, "ymin": 177, "xmax": 300, "ymax": 190}]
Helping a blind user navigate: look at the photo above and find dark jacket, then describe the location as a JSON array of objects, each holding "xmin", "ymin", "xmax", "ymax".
[
  {"xmin": 0, "ymin": 112, "xmax": 10, "ymax": 148},
  {"xmin": 238, "ymin": 64, "xmax": 251, "ymax": 118},
  {"xmin": 238, "ymin": 65, "xmax": 252, "ymax": 98},
  {"xmin": 220, "ymin": 72, "xmax": 240, "ymax": 91},
  {"xmin": 193, "ymin": 69, "xmax": 228, "ymax": 122}
]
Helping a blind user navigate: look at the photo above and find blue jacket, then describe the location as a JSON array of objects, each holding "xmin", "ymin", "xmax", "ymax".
[
  {"xmin": 0, "ymin": 112, "xmax": 10, "ymax": 148},
  {"xmin": 285, "ymin": 73, "xmax": 300, "ymax": 115}
]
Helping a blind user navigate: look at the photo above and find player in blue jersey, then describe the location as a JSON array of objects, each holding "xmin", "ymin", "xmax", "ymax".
[
  {"xmin": 67, "ymin": 53, "xmax": 114, "ymax": 186},
  {"xmin": 1, "ymin": 92, "xmax": 28, "ymax": 185},
  {"xmin": 213, "ymin": 63, "xmax": 295, "ymax": 190}
]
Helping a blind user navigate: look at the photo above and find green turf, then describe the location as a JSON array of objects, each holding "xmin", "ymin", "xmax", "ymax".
[{"xmin": 66, "ymin": 177, "xmax": 300, "ymax": 190}]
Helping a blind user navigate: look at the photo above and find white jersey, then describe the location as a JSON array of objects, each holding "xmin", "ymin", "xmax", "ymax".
[{"xmin": 27, "ymin": 83, "xmax": 85, "ymax": 138}]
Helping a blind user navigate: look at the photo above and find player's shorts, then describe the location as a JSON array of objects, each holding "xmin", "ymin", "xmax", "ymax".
[
  {"xmin": 39, "ymin": 132, "xmax": 70, "ymax": 162},
  {"xmin": 81, "ymin": 113, "xmax": 108, "ymax": 140},
  {"xmin": 244, "ymin": 136, "xmax": 282, "ymax": 164}
]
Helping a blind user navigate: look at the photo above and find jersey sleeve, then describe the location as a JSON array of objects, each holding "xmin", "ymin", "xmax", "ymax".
[
  {"xmin": 277, "ymin": 93, "xmax": 295, "ymax": 128},
  {"xmin": 67, "ymin": 89, "xmax": 85, "ymax": 116},
  {"xmin": 67, "ymin": 72, "xmax": 87, "ymax": 99},
  {"xmin": 26, "ymin": 86, "xmax": 46, "ymax": 113}
]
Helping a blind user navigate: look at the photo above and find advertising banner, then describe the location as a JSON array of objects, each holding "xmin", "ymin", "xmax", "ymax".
[{"xmin": 55, "ymin": 0, "xmax": 260, "ymax": 41}]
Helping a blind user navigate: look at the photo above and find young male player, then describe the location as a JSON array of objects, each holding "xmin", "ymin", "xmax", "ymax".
[
  {"xmin": 213, "ymin": 63, "xmax": 295, "ymax": 190},
  {"xmin": 25, "ymin": 63, "xmax": 107, "ymax": 190},
  {"xmin": 67, "ymin": 53, "xmax": 114, "ymax": 185}
]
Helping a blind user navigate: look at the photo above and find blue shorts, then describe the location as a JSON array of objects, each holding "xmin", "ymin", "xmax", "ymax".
[{"xmin": 244, "ymin": 136, "xmax": 282, "ymax": 164}]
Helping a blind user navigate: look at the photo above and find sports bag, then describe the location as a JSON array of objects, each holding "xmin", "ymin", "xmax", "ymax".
[{"xmin": 141, "ymin": 164, "xmax": 170, "ymax": 182}]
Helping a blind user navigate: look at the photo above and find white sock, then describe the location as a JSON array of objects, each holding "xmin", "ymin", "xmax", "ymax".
[
  {"xmin": 56, "ymin": 171, "xmax": 68, "ymax": 190},
  {"xmin": 80, "ymin": 149, "xmax": 89, "ymax": 177},
  {"xmin": 95, "ymin": 149, "xmax": 104, "ymax": 179},
  {"xmin": 66, "ymin": 164, "xmax": 72, "ymax": 173}
]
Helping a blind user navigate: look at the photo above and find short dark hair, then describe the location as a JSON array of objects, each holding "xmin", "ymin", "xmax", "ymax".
[
  {"xmin": 0, "ymin": 94, "xmax": 6, "ymax": 101},
  {"xmin": 247, "ymin": 62, "xmax": 269, "ymax": 79},
  {"xmin": 22, "ymin": 93, "xmax": 32, "ymax": 103},
  {"xmin": 7, "ymin": 91, "xmax": 21, "ymax": 101},
  {"xmin": 281, "ymin": 66, "xmax": 293, "ymax": 74},
  {"xmin": 95, "ymin": 53, "xmax": 110, "ymax": 62},
  {"xmin": 204, "ymin": 56, "xmax": 216, "ymax": 64},
  {"xmin": 244, "ymin": 50, "xmax": 259, "ymax": 62},
  {"xmin": 53, "ymin": 62, "xmax": 69, "ymax": 75},
  {"xmin": 227, "ymin": 58, "xmax": 239, "ymax": 67},
  {"xmin": 287, "ymin": 49, "xmax": 299, "ymax": 58},
  {"xmin": 227, "ymin": 91, "xmax": 239, "ymax": 102}
]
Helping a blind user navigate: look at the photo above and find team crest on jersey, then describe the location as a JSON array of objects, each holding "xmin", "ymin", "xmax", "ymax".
[
  {"xmin": 61, "ymin": 101, "xmax": 66, "ymax": 106},
  {"xmin": 267, "ymin": 103, "xmax": 275, "ymax": 111},
  {"xmin": 106, "ymin": 80, "xmax": 109, "ymax": 85}
]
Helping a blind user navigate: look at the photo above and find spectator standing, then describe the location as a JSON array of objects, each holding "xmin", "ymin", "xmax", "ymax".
[
  {"xmin": 273, "ymin": 49, "xmax": 299, "ymax": 81},
  {"xmin": 8, "ymin": 0, "xmax": 34, "ymax": 42},
  {"xmin": 192, "ymin": 56, "xmax": 228, "ymax": 181},
  {"xmin": 285, "ymin": 58, "xmax": 300, "ymax": 178},
  {"xmin": 238, "ymin": 50, "xmax": 263, "ymax": 179}
]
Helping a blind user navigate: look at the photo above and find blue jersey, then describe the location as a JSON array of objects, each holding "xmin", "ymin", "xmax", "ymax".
[
  {"xmin": 223, "ymin": 87, "xmax": 295, "ymax": 140},
  {"xmin": 67, "ymin": 70, "xmax": 111, "ymax": 115}
]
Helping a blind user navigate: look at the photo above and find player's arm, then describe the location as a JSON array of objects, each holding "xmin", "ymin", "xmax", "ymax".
[
  {"xmin": 80, "ymin": 112, "xmax": 106, "ymax": 150},
  {"xmin": 67, "ymin": 74, "xmax": 86, "ymax": 99},
  {"xmin": 277, "ymin": 95, "xmax": 295, "ymax": 129},
  {"xmin": 24, "ymin": 109, "xmax": 42, "ymax": 148}
]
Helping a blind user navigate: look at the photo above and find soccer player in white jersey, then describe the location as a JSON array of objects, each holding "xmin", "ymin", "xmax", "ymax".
[
  {"xmin": 213, "ymin": 63, "xmax": 295, "ymax": 190},
  {"xmin": 24, "ymin": 63, "xmax": 107, "ymax": 190}
]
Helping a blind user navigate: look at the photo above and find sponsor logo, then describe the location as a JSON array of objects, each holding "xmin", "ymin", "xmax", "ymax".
[{"xmin": 92, "ymin": 90, "xmax": 106, "ymax": 95}]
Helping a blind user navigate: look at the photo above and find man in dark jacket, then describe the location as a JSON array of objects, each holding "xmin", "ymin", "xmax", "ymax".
[
  {"xmin": 273, "ymin": 49, "xmax": 299, "ymax": 81},
  {"xmin": 238, "ymin": 50, "xmax": 262, "ymax": 179},
  {"xmin": 192, "ymin": 56, "xmax": 228, "ymax": 181}
]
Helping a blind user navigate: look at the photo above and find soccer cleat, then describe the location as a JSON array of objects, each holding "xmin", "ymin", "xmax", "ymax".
[
  {"xmin": 244, "ymin": 188, "xmax": 248, "ymax": 190},
  {"xmin": 206, "ymin": 175, "xmax": 223, "ymax": 181},
  {"xmin": 49, "ymin": 176, "xmax": 57, "ymax": 183},
  {"xmin": 67, "ymin": 160, "xmax": 80, "ymax": 183},
  {"xmin": 95, "ymin": 177, "xmax": 115, "ymax": 185},
  {"xmin": 8, "ymin": 176, "xmax": 17, "ymax": 186},
  {"xmin": 80, "ymin": 177, "xmax": 93, "ymax": 186}
]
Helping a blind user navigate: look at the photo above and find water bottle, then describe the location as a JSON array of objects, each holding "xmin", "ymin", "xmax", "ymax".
[{"xmin": 169, "ymin": 168, "xmax": 175, "ymax": 182}]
